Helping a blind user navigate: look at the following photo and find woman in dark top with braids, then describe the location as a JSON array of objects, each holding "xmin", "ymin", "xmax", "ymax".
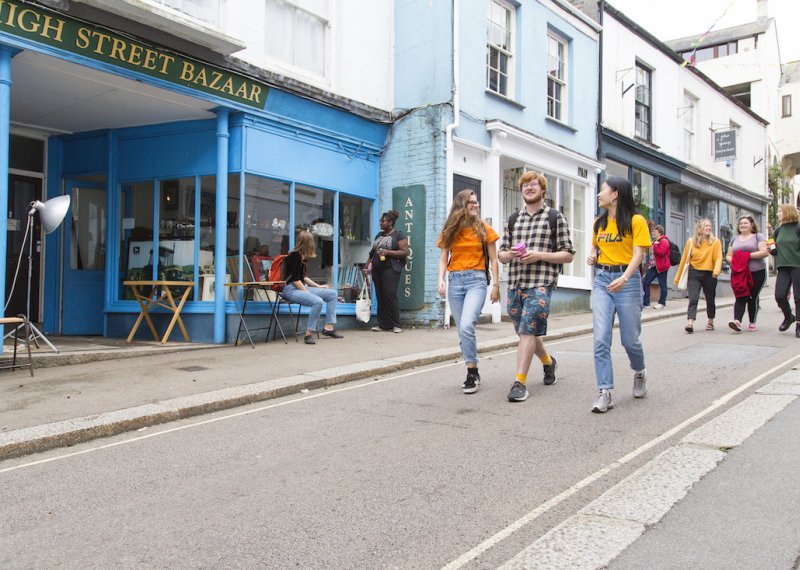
[{"xmin": 366, "ymin": 210, "xmax": 409, "ymax": 333}]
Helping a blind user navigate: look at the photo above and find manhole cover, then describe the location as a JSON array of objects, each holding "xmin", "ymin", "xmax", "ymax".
[{"xmin": 176, "ymin": 365, "xmax": 208, "ymax": 372}]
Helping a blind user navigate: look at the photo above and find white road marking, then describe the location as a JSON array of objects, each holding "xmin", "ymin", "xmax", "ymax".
[{"xmin": 440, "ymin": 353, "xmax": 800, "ymax": 570}]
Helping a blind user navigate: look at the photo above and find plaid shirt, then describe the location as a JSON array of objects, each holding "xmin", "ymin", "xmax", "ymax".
[{"xmin": 499, "ymin": 205, "xmax": 575, "ymax": 288}]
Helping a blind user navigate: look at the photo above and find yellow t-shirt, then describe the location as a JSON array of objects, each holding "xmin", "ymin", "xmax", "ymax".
[
  {"xmin": 593, "ymin": 214, "xmax": 651, "ymax": 265},
  {"xmin": 438, "ymin": 222, "xmax": 499, "ymax": 272}
]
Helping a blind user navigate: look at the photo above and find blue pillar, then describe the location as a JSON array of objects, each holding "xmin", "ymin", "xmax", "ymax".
[
  {"xmin": 0, "ymin": 47, "xmax": 18, "ymax": 352},
  {"xmin": 213, "ymin": 109, "xmax": 230, "ymax": 343}
]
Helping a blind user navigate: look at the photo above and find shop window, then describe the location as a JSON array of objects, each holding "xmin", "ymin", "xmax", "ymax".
[
  {"xmin": 604, "ymin": 159, "xmax": 629, "ymax": 181},
  {"xmin": 338, "ymin": 195, "xmax": 372, "ymax": 303},
  {"xmin": 119, "ymin": 181, "xmax": 155, "ymax": 300},
  {"xmin": 633, "ymin": 169, "xmax": 655, "ymax": 223},
  {"xmin": 558, "ymin": 179, "xmax": 586, "ymax": 279},
  {"xmin": 295, "ymin": 185, "xmax": 335, "ymax": 285},
  {"xmin": 159, "ymin": 177, "xmax": 196, "ymax": 298}
]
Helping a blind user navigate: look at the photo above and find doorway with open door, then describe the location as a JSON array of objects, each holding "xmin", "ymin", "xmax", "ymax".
[{"xmin": 5, "ymin": 175, "xmax": 43, "ymax": 322}]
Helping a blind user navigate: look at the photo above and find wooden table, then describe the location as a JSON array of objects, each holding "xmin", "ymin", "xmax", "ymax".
[
  {"xmin": 123, "ymin": 280, "xmax": 195, "ymax": 344},
  {"xmin": 226, "ymin": 281, "xmax": 288, "ymax": 347}
]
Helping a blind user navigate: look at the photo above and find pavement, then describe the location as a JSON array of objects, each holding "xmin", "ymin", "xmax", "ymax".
[{"xmin": 2, "ymin": 292, "xmax": 800, "ymax": 568}]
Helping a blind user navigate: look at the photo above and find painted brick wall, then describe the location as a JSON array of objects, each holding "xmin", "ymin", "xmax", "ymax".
[{"xmin": 380, "ymin": 104, "xmax": 451, "ymax": 326}]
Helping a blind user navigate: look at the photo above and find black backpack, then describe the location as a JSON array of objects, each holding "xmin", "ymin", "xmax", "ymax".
[
  {"xmin": 668, "ymin": 239, "xmax": 681, "ymax": 266},
  {"xmin": 507, "ymin": 207, "xmax": 562, "ymax": 273}
]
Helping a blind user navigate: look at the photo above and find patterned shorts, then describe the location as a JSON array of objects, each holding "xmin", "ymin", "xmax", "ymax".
[{"xmin": 507, "ymin": 286, "xmax": 553, "ymax": 336}]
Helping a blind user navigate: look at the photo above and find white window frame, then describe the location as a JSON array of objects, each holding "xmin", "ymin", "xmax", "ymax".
[
  {"xmin": 682, "ymin": 92, "xmax": 697, "ymax": 162},
  {"xmin": 782, "ymin": 94, "xmax": 792, "ymax": 118},
  {"xmin": 634, "ymin": 63, "xmax": 652, "ymax": 141},
  {"xmin": 147, "ymin": 0, "xmax": 220, "ymax": 26},
  {"xmin": 486, "ymin": 0, "xmax": 514, "ymax": 98},
  {"xmin": 264, "ymin": 0, "xmax": 330, "ymax": 79},
  {"xmin": 547, "ymin": 33, "xmax": 568, "ymax": 121}
]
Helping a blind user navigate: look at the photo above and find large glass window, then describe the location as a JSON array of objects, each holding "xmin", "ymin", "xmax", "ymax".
[
  {"xmin": 547, "ymin": 33, "xmax": 567, "ymax": 121},
  {"xmin": 338, "ymin": 195, "xmax": 372, "ymax": 303},
  {"xmin": 158, "ymin": 178, "xmax": 196, "ymax": 300},
  {"xmin": 557, "ymin": 179, "xmax": 586, "ymax": 279},
  {"xmin": 241, "ymin": 175, "xmax": 290, "ymax": 282},
  {"xmin": 265, "ymin": 0, "xmax": 328, "ymax": 77},
  {"xmin": 604, "ymin": 159, "xmax": 629, "ymax": 180},
  {"xmin": 295, "ymin": 185, "xmax": 335, "ymax": 285},
  {"xmin": 635, "ymin": 64, "xmax": 652, "ymax": 141},
  {"xmin": 487, "ymin": 0, "xmax": 514, "ymax": 97},
  {"xmin": 633, "ymin": 169, "xmax": 655, "ymax": 223},
  {"xmin": 119, "ymin": 181, "xmax": 154, "ymax": 300}
]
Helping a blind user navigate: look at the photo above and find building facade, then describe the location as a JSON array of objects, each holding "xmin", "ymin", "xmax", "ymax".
[
  {"xmin": 387, "ymin": 0, "xmax": 602, "ymax": 326},
  {"xmin": 599, "ymin": 4, "xmax": 770, "ymax": 286},
  {"xmin": 1, "ymin": 0, "xmax": 393, "ymax": 343}
]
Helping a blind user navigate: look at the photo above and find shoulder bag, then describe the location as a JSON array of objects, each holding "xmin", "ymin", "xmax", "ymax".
[
  {"xmin": 355, "ymin": 277, "xmax": 372, "ymax": 323},
  {"xmin": 675, "ymin": 240, "xmax": 692, "ymax": 292}
]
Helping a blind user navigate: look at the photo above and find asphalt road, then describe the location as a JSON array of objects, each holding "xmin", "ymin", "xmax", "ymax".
[{"xmin": 1, "ymin": 311, "xmax": 798, "ymax": 569}]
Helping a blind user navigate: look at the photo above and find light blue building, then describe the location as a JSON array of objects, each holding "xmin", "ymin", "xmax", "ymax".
[{"xmin": 386, "ymin": 0, "xmax": 603, "ymax": 325}]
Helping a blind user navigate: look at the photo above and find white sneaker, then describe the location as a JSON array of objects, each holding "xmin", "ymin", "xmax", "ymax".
[
  {"xmin": 392, "ymin": 327, "xmax": 403, "ymax": 333},
  {"xmin": 633, "ymin": 369, "xmax": 647, "ymax": 398},
  {"xmin": 591, "ymin": 389, "xmax": 614, "ymax": 413},
  {"xmin": 653, "ymin": 304, "xmax": 664, "ymax": 309}
]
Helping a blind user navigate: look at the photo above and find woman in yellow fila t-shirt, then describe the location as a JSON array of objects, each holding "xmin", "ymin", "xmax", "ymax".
[
  {"xmin": 437, "ymin": 189, "xmax": 500, "ymax": 394},
  {"xmin": 587, "ymin": 176, "xmax": 651, "ymax": 414}
]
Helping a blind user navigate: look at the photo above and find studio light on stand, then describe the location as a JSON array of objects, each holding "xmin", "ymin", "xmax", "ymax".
[{"xmin": 4, "ymin": 195, "xmax": 71, "ymax": 353}]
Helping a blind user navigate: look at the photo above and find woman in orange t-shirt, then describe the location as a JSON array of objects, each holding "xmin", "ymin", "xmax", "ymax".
[{"xmin": 437, "ymin": 189, "xmax": 500, "ymax": 394}]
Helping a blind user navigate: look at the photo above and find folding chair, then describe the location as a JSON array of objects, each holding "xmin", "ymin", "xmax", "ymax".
[{"xmin": 0, "ymin": 315, "xmax": 34, "ymax": 377}]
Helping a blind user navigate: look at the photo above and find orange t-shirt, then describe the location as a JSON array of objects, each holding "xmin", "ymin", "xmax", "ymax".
[{"xmin": 437, "ymin": 222, "xmax": 499, "ymax": 272}]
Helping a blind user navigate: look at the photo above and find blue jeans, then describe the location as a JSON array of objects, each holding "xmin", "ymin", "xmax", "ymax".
[
  {"xmin": 448, "ymin": 270, "xmax": 487, "ymax": 365},
  {"xmin": 592, "ymin": 269, "xmax": 646, "ymax": 390},
  {"xmin": 642, "ymin": 266, "xmax": 668, "ymax": 306},
  {"xmin": 282, "ymin": 283, "xmax": 337, "ymax": 332}
]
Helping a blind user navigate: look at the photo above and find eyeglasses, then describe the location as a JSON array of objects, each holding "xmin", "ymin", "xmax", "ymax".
[
  {"xmin": 522, "ymin": 182, "xmax": 540, "ymax": 189},
  {"xmin": 467, "ymin": 200, "xmax": 480, "ymax": 206}
]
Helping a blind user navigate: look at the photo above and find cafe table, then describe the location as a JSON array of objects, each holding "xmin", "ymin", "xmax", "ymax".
[{"xmin": 123, "ymin": 280, "xmax": 195, "ymax": 344}]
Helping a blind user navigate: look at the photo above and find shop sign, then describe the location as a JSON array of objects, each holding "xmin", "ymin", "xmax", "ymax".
[
  {"xmin": 714, "ymin": 130, "xmax": 736, "ymax": 161},
  {"xmin": 0, "ymin": 0, "xmax": 268, "ymax": 108},
  {"xmin": 393, "ymin": 184, "xmax": 425, "ymax": 311}
]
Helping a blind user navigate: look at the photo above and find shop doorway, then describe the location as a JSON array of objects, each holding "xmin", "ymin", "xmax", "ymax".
[
  {"xmin": 5, "ymin": 175, "xmax": 43, "ymax": 321},
  {"xmin": 61, "ymin": 181, "xmax": 107, "ymax": 335}
]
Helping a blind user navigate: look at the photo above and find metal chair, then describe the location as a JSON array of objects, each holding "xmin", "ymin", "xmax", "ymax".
[{"xmin": 0, "ymin": 315, "xmax": 35, "ymax": 377}]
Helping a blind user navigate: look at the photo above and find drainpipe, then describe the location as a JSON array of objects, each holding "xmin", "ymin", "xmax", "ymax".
[
  {"xmin": 213, "ymin": 109, "xmax": 230, "ymax": 343},
  {"xmin": 442, "ymin": 0, "xmax": 459, "ymax": 328}
]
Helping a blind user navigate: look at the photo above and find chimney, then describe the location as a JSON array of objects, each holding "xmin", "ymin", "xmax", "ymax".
[{"xmin": 757, "ymin": 0, "xmax": 768, "ymax": 22}]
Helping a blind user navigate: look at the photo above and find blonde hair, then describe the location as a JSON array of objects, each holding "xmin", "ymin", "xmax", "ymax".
[
  {"xmin": 779, "ymin": 203, "xmax": 799, "ymax": 224},
  {"xmin": 293, "ymin": 230, "xmax": 317, "ymax": 258},
  {"xmin": 692, "ymin": 218, "xmax": 716, "ymax": 248},
  {"xmin": 438, "ymin": 189, "xmax": 486, "ymax": 249}
]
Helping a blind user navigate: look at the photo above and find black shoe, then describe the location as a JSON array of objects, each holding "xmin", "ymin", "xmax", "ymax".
[
  {"xmin": 542, "ymin": 356, "xmax": 558, "ymax": 386},
  {"xmin": 463, "ymin": 368, "xmax": 480, "ymax": 394},
  {"xmin": 796, "ymin": 323, "xmax": 800, "ymax": 338},
  {"xmin": 321, "ymin": 329, "xmax": 343, "ymax": 339},
  {"xmin": 779, "ymin": 314, "xmax": 795, "ymax": 332},
  {"xmin": 304, "ymin": 335, "xmax": 316, "ymax": 345}
]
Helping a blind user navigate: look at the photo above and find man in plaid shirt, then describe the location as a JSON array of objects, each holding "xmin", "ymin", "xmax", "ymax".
[{"xmin": 498, "ymin": 171, "xmax": 575, "ymax": 402}]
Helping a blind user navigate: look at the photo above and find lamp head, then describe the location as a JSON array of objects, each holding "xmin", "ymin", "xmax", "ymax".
[{"xmin": 29, "ymin": 195, "xmax": 71, "ymax": 234}]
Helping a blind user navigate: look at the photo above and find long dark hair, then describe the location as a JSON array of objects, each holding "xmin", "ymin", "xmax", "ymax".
[{"xmin": 594, "ymin": 176, "xmax": 638, "ymax": 238}]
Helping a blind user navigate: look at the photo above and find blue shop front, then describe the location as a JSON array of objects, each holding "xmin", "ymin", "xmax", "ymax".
[{"xmin": 1, "ymin": 2, "xmax": 386, "ymax": 343}]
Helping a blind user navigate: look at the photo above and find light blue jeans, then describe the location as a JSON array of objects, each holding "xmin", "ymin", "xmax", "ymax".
[
  {"xmin": 282, "ymin": 283, "xmax": 337, "ymax": 332},
  {"xmin": 591, "ymin": 269, "xmax": 646, "ymax": 390},
  {"xmin": 448, "ymin": 270, "xmax": 488, "ymax": 365}
]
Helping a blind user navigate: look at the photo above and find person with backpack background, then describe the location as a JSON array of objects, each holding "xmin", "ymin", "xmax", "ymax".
[
  {"xmin": 497, "ymin": 171, "xmax": 574, "ymax": 403},
  {"xmin": 280, "ymin": 230, "xmax": 344, "ymax": 345},
  {"xmin": 642, "ymin": 224, "xmax": 672, "ymax": 309}
]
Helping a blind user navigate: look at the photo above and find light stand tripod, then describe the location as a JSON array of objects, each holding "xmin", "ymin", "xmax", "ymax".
[{"xmin": 4, "ymin": 196, "xmax": 70, "ymax": 353}]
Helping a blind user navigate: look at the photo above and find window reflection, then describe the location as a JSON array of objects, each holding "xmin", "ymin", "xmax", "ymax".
[
  {"xmin": 119, "ymin": 181, "xmax": 154, "ymax": 300},
  {"xmin": 295, "ymin": 185, "xmax": 334, "ymax": 285}
]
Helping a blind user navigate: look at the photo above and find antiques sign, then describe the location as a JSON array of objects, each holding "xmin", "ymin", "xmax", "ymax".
[
  {"xmin": 0, "ymin": 0, "xmax": 268, "ymax": 108},
  {"xmin": 393, "ymin": 184, "xmax": 425, "ymax": 310},
  {"xmin": 714, "ymin": 130, "xmax": 736, "ymax": 161}
]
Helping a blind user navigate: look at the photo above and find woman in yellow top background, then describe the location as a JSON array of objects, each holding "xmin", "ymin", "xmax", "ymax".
[
  {"xmin": 673, "ymin": 218, "xmax": 723, "ymax": 333},
  {"xmin": 437, "ymin": 189, "xmax": 500, "ymax": 394}
]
